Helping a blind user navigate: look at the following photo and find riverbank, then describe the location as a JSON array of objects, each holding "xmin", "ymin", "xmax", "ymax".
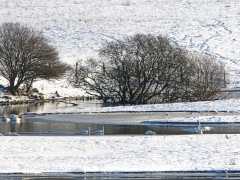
[
  {"xmin": 25, "ymin": 111, "xmax": 240, "ymax": 125},
  {"xmin": 0, "ymin": 134, "xmax": 239, "ymax": 174},
  {"xmin": 24, "ymin": 98, "xmax": 240, "ymax": 125},
  {"xmin": 1, "ymin": 171, "xmax": 238, "ymax": 179}
]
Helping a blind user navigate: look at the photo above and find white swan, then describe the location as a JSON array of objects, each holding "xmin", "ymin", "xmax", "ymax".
[
  {"xmin": 80, "ymin": 130, "xmax": 89, "ymax": 135},
  {"xmin": 2, "ymin": 116, "xmax": 10, "ymax": 122},
  {"xmin": 94, "ymin": 130, "xmax": 103, "ymax": 135},
  {"xmin": 196, "ymin": 120, "xmax": 212, "ymax": 134},
  {"xmin": 204, "ymin": 126, "xmax": 212, "ymax": 131},
  {"xmin": 80, "ymin": 126, "xmax": 91, "ymax": 135},
  {"xmin": 94, "ymin": 126, "xmax": 104, "ymax": 135},
  {"xmin": 196, "ymin": 120, "xmax": 204, "ymax": 134},
  {"xmin": 8, "ymin": 114, "xmax": 21, "ymax": 123},
  {"xmin": 3, "ymin": 132, "xmax": 20, "ymax": 136},
  {"xmin": 145, "ymin": 130, "xmax": 156, "ymax": 135}
]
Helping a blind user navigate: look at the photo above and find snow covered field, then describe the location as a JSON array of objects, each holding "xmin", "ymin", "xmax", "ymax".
[
  {"xmin": 0, "ymin": 135, "xmax": 240, "ymax": 173},
  {"xmin": 0, "ymin": 0, "xmax": 239, "ymax": 96},
  {"xmin": 1, "ymin": 0, "xmax": 240, "ymax": 175}
]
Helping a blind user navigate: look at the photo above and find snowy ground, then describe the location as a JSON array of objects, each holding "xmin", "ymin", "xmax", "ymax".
[
  {"xmin": 1, "ymin": 0, "xmax": 240, "ymax": 175},
  {"xmin": 42, "ymin": 98, "xmax": 240, "ymax": 114},
  {"xmin": 0, "ymin": 0, "xmax": 239, "ymax": 96},
  {"xmin": 0, "ymin": 135, "xmax": 240, "ymax": 174}
]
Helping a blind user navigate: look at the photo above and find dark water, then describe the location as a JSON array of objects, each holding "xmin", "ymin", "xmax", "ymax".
[
  {"xmin": 0, "ymin": 100, "xmax": 103, "ymax": 116},
  {"xmin": 0, "ymin": 121, "xmax": 183, "ymax": 135},
  {"xmin": 0, "ymin": 99, "xmax": 240, "ymax": 135},
  {"xmin": 1, "ymin": 120, "xmax": 240, "ymax": 135},
  {"xmin": 2, "ymin": 171, "xmax": 237, "ymax": 180}
]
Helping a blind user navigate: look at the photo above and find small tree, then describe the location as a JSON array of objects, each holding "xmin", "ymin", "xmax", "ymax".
[
  {"xmin": 188, "ymin": 53, "xmax": 226, "ymax": 101},
  {"xmin": 0, "ymin": 22, "xmax": 69, "ymax": 95}
]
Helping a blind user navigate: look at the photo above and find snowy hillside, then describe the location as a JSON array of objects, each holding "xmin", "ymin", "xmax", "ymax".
[{"xmin": 0, "ymin": 0, "xmax": 240, "ymax": 96}]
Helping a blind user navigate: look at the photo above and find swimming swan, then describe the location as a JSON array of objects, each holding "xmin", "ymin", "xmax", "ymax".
[
  {"xmin": 94, "ymin": 126, "xmax": 104, "ymax": 135},
  {"xmin": 145, "ymin": 130, "xmax": 156, "ymax": 135},
  {"xmin": 196, "ymin": 120, "xmax": 212, "ymax": 134},
  {"xmin": 80, "ymin": 130, "xmax": 89, "ymax": 135},
  {"xmin": 2, "ymin": 116, "xmax": 10, "ymax": 122},
  {"xmin": 80, "ymin": 126, "xmax": 91, "ymax": 135},
  {"xmin": 3, "ymin": 132, "xmax": 20, "ymax": 136},
  {"xmin": 9, "ymin": 114, "xmax": 21, "ymax": 123}
]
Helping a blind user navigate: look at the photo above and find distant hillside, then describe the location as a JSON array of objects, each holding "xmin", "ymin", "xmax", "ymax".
[{"xmin": 0, "ymin": 0, "xmax": 239, "ymax": 96}]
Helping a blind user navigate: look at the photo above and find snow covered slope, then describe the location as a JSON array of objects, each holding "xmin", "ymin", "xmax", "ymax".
[{"xmin": 0, "ymin": 0, "xmax": 240, "ymax": 95}]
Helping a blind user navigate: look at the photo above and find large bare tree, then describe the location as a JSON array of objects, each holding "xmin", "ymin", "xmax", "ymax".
[
  {"xmin": 0, "ymin": 22, "xmax": 69, "ymax": 95},
  {"xmin": 72, "ymin": 34, "xmax": 226, "ymax": 104}
]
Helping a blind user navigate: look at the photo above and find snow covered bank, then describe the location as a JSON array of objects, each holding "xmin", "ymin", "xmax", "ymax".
[
  {"xmin": 0, "ymin": 135, "xmax": 239, "ymax": 173},
  {"xmin": 143, "ymin": 115, "xmax": 240, "ymax": 124},
  {"xmin": 41, "ymin": 99, "xmax": 240, "ymax": 114},
  {"xmin": 22, "ymin": 98, "xmax": 240, "ymax": 125}
]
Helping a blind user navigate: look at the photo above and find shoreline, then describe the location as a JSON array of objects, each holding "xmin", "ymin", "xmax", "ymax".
[
  {"xmin": 0, "ymin": 170, "xmax": 238, "ymax": 179},
  {"xmin": 25, "ymin": 111, "xmax": 240, "ymax": 125}
]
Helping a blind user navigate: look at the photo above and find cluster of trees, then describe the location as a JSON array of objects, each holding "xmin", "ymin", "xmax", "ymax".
[
  {"xmin": 0, "ymin": 22, "xmax": 69, "ymax": 95},
  {"xmin": 0, "ymin": 22, "xmax": 226, "ymax": 104},
  {"xmin": 72, "ymin": 34, "xmax": 226, "ymax": 104}
]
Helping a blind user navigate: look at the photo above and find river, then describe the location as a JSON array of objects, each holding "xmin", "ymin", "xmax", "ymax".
[{"xmin": 0, "ymin": 99, "xmax": 240, "ymax": 135}]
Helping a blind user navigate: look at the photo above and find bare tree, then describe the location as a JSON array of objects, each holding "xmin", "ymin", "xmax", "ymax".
[
  {"xmin": 188, "ymin": 53, "xmax": 226, "ymax": 101},
  {"xmin": 0, "ymin": 22, "xmax": 69, "ymax": 95},
  {"xmin": 73, "ymin": 34, "xmax": 226, "ymax": 104},
  {"xmin": 97, "ymin": 34, "xmax": 191, "ymax": 104}
]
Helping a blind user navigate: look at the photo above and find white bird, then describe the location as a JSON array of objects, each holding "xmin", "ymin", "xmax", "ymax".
[
  {"xmin": 196, "ymin": 120, "xmax": 212, "ymax": 134},
  {"xmin": 3, "ymin": 132, "xmax": 20, "ymax": 136},
  {"xmin": 94, "ymin": 130, "xmax": 103, "ymax": 135},
  {"xmin": 8, "ymin": 114, "xmax": 21, "ymax": 123},
  {"xmin": 80, "ymin": 130, "xmax": 89, "ymax": 135},
  {"xmin": 204, "ymin": 126, "xmax": 212, "ymax": 131},
  {"xmin": 2, "ymin": 116, "xmax": 10, "ymax": 122},
  {"xmin": 145, "ymin": 130, "xmax": 156, "ymax": 135},
  {"xmin": 94, "ymin": 126, "xmax": 104, "ymax": 135},
  {"xmin": 196, "ymin": 120, "xmax": 204, "ymax": 134},
  {"xmin": 80, "ymin": 125, "xmax": 91, "ymax": 135}
]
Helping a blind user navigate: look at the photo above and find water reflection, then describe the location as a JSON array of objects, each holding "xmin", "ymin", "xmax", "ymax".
[
  {"xmin": 1, "ymin": 99, "xmax": 240, "ymax": 135},
  {"xmin": 0, "ymin": 100, "xmax": 102, "ymax": 116},
  {"xmin": 1, "ymin": 121, "xmax": 240, "ymax": 135},
  {"xmin": 0, "ymin": 121, "xmax": 186, "ymax": 135}
]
